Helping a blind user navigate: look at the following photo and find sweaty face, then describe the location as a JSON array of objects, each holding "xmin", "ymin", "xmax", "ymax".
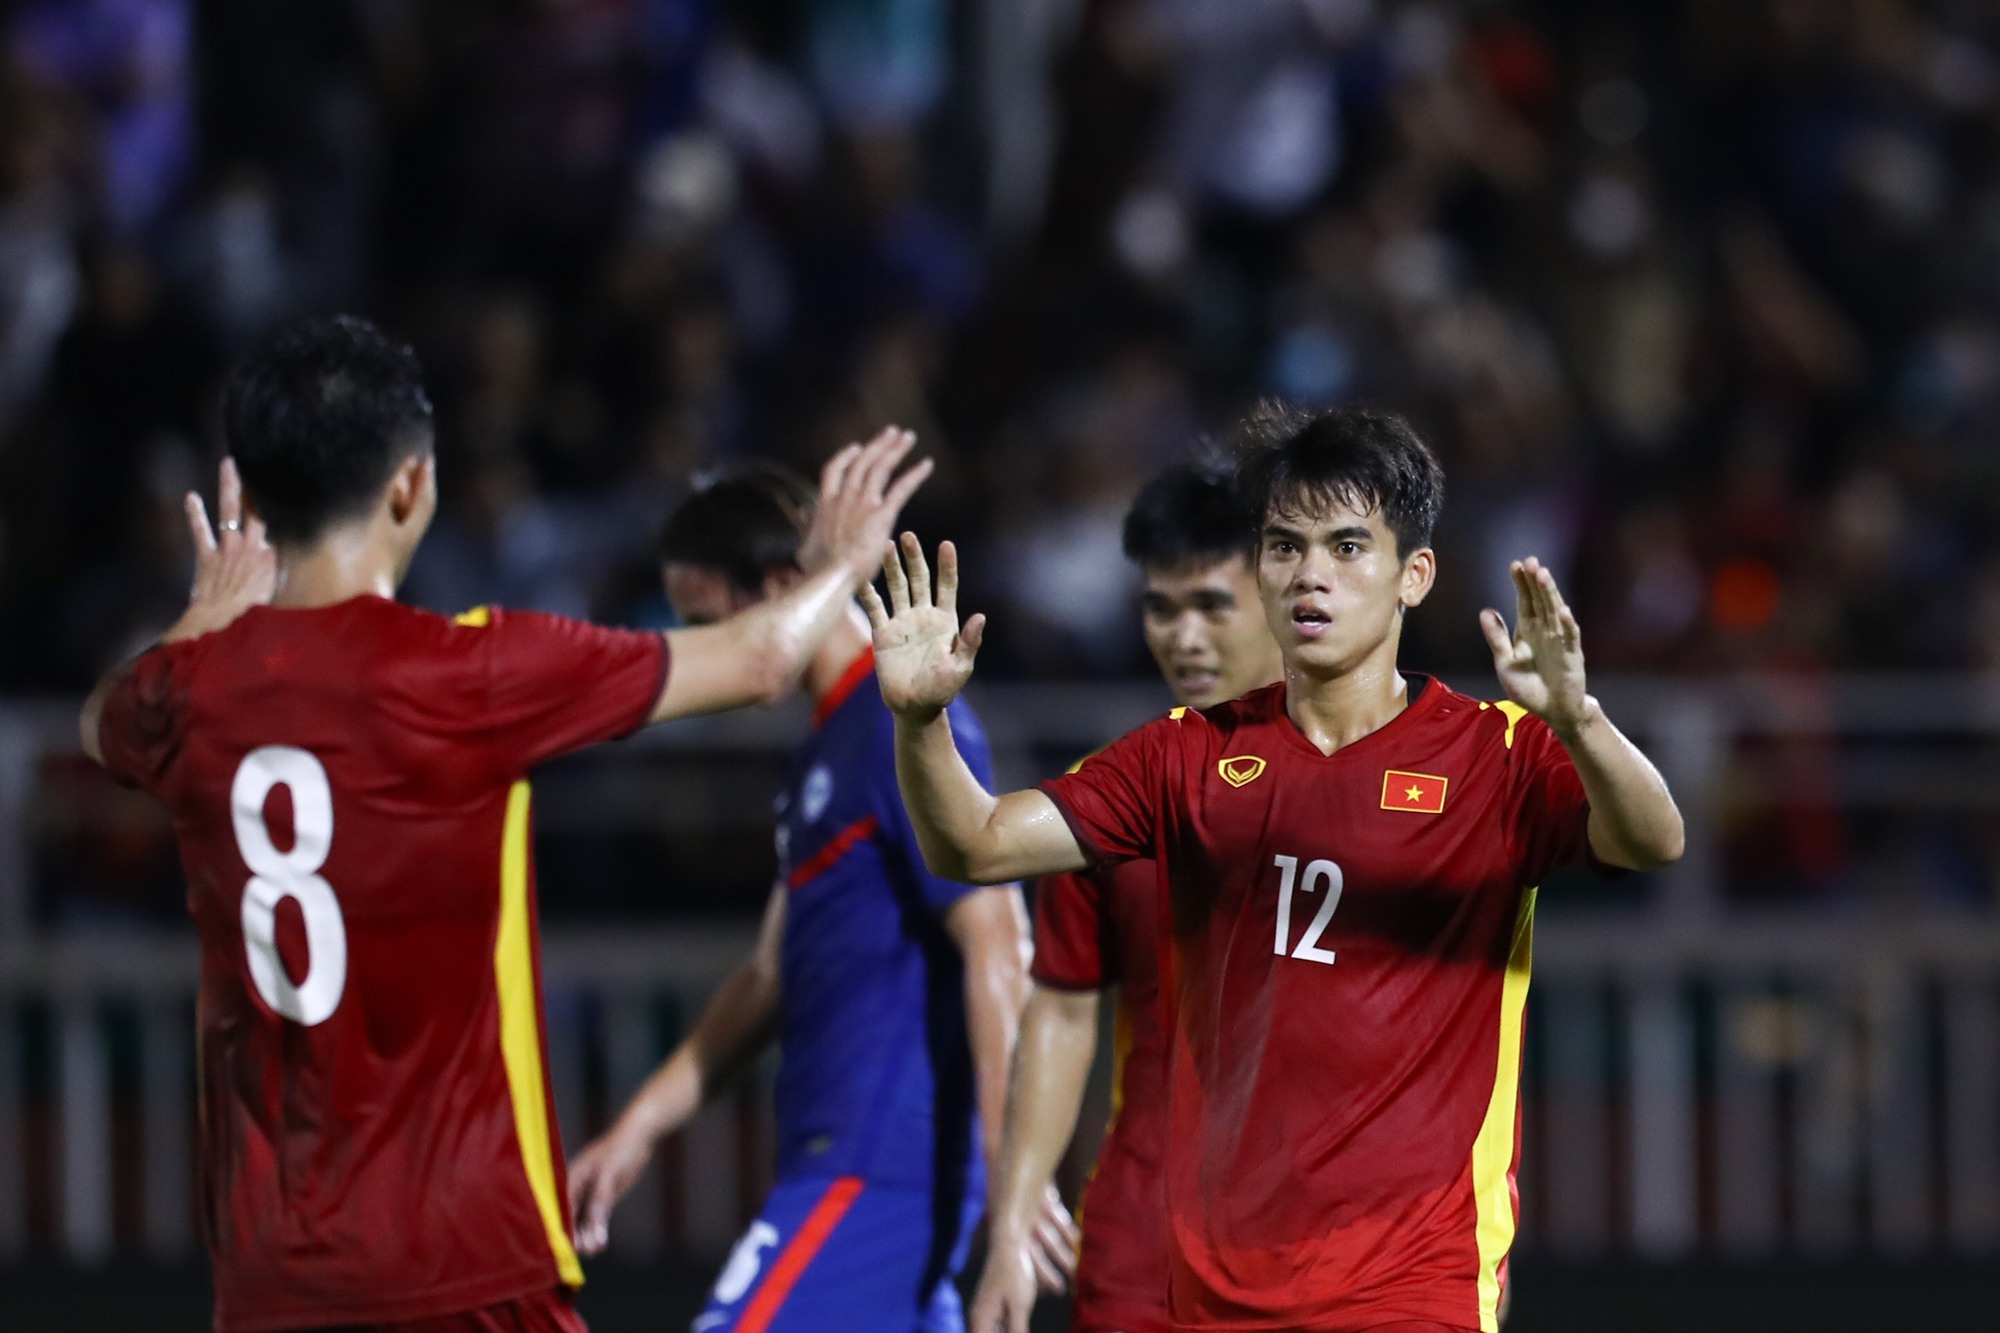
[
  {"xmin": 1141, "ymin": 558, "xmax": 1285, "ymax": 708},
  {"xmin": 1256, "ymin": 494, "xmax": 1434, "ymax": 678},
  {"xmin": 663, "ymin": 563, "xmax": 763, "ymax": 627}
]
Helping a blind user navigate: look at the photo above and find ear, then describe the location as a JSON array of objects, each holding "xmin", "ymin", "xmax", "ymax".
[
  {"xmin": 761, "ymin": 566, "xmax": 806, "ymax": 600},
  {"xmin": 1399, "ymin": 547, "xmax": 1437, "ymax": 610},
  {"xmin": 387, "ymin": 455, "xmax": 433, "ymax": 524}
]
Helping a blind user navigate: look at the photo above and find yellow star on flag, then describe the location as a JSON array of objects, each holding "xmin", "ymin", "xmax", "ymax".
[{"xmin": 1405, "ymin": 784, "xmax": 1425, "ymax": 802}]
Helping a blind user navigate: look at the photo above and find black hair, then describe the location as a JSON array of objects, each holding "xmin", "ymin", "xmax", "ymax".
[
  {"xmin": 222, "ymin": 315, "xmax": 435, "ymax": 544},
  {"xmin": 658, "ymin": 463, "xmax": 818, "ymax": 593},
  {"xmin": 1233, "ymin": 403, "xmax": 1444, "ymax": 558},
  {"xmin": 1121, "ymin": 458, "xmax": 1258, "ymax": 570}
]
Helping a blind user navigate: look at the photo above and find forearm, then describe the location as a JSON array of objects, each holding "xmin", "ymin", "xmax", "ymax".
[
  {"xmin": 894, "ymin": 714, "xmax": 1088, "ymax": 884},
  {"xmin": 654, "ymin": 567, "xmax": 866, "ymax": 721},
  {"xmin": 613, "ymin": 960, "xmax": 779, "ymax": 1144},
  {"xmin": 989, "ymin": 989, "xmax": 1097, "ymax": 1243},
  {"xmin": 1559, "ymin": 699, "xmax": 1685, "ymax": 870},
  {"xmin": 964, "ymin": 921, "xmax": 1031, "ymax": 1171}
]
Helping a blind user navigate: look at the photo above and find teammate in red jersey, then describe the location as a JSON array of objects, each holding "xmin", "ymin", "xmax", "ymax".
[
  {"xmin": 77, "ymin": 315, "xmax": 930, "ymax": 1333},
  {"xmin": 862, "ymin": 405, "xmax": 1685, "ymax": 1333},
  {"xmin": 971, "ymin": 460, "xmax": 1281, "ymax": 1333}
]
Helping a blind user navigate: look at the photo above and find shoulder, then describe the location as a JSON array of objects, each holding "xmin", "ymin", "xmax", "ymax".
[{"xmin": 1422, "ymin": 679, "xmax": 1565, "ymax": 767}]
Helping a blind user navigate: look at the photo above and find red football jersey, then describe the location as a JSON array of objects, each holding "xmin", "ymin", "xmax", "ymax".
[
  {"xmin": 1040, "ymin": 678, "xmax": 1594, "ymax": 1333},
  {"xmin": 1032, "ymin": 855, "xmax": 1170, "ymax": 1333},
  {"xmin": 97, "ymin": 596, "xmax": 667, "ymax": 1332}
]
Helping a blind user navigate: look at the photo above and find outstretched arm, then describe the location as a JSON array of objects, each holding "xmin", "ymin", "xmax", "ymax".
[
  {"xmin": 1481, "ymin": 558, "xmax": 1685, "ymax": 871},
  {"xmin": 861, "ymin": 536, "xmax": 1091, "ymax": 884},
  {"xmin": 650, "ymin": 428, "xmax": 933, "ymax": 723},
  {"xmin": 568, "ymin": 886, "xmax": 786, "ymax": 1254},
  {"xmin": 970, "ymin": 985, "xmax": 1097, "ymax": 1333},
  {"xmin": 83, "ymin": 458, "xmax": 276, "ymax": 764}
]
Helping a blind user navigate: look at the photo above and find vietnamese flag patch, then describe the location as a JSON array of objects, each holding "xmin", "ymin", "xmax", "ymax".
[{"xmin": 1381, "ymin": 769, "xmax": 1448, "ymax": 814}]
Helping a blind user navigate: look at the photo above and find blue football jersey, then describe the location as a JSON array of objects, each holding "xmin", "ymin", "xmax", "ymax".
[{"xmin": 769, "ymin": 653, "xmax": 991, "ymax": 1198}]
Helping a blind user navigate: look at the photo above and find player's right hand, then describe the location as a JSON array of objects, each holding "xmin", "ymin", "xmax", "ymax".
[
  {"xmin": 860, "ymin": 533, "xmax": 985, "ymax": 721},
  {"xmin": 162, "ymin": 458, "xmax": 277, "ymax": 645},
  {"xmin": 797, "ymin": 426, "xmax": 934, "ymax": 584},
  {"xmin": 567, "ymin": 1124, "xmax": 655, "ymax": 1257},
  {"xmin": 967, "ymin": 1229, "xmax": 1041, "ymax": 1333}
]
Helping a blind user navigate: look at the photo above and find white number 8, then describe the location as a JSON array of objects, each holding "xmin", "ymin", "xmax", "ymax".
[{"xmin": 231, "ymin": 746, "xmax": 347, "ymax": 1026}]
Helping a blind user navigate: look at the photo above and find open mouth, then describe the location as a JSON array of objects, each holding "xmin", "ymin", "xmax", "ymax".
[{"xmin": 1291, "ymin": 606, "xmax": 1331, "ymax": 638}]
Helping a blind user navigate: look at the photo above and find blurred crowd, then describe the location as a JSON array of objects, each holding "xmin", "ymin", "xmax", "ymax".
[{"xmin": 5, "ymin": 0, "xmax": 2000, "ymax": 693}]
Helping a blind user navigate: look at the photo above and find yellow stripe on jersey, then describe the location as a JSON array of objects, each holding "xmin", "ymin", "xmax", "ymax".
[
  {"xmin": 1471, "ymin": 887, "xmax": 1536, "ymax": 1332},
  {"xmin": 496, "ymin": 781, "xmax": 585, "ymax": 1287},
  {"xmin": 1168, "ymin": 706, "xmax": 1187, "ymax": 720},
  {"xmin": 454, "ymin": 605, "xmax": 493, "ymax": 628},
  {"xmin": 1478, "ymin": 699, "xmax": 1531, "ymax": 750}
]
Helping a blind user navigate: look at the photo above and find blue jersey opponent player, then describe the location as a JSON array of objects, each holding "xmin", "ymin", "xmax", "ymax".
[{"xmin": 567, "ymin": 467, "xmax": 1077, "ymax": 1333}]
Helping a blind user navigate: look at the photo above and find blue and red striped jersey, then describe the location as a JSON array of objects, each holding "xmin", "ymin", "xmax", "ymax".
[{"xmin": 770, "ymin": 649, "xmax": 991, "ymax": 1196}]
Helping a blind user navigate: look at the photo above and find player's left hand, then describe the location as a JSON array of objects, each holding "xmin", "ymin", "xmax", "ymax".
[
  {"xmin": 1480, "ymin": 557, "xmax": 1592, "ymax": 739},
  {"xmin": 163, "ymin": 457, "xmax": 277, "ymax": 644},
  {"xmin": 567, "ymin": 1123, "xmax": 655, "ymax": 1256}
]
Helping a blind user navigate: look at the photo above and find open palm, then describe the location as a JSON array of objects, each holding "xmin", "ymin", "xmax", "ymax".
[
  {"xmin": 1480, "ymin": 557, "xmax": 1589, "ymax": 735},
  {"xmin": 860, "ymin": 534, "xmax": 986, "ymax": 721}
]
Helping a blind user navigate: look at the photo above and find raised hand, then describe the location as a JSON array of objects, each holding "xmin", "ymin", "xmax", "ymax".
[
  {"xmin": 1479, "ymin": 557, "xmax": 1590, "ymax": 738},
  {"xmin": 566, "ymin": 1123, "xmax": 655, "ymax": 1257},
  {"xmin": 859, "ymin": 533, "xmax": 984, "ymax": 721},
  {"xmin": 797, "ymin": 426, "xmax": 934, "ymax": 583},
  {"xmin": 163, "ymin": 458, "xmax": 277, "ymax": 644}
]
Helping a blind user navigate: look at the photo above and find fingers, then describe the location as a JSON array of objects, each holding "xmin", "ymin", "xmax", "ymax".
[
  {"xmin": 853, "ymin": 427, "xmax": 917, "ymax": 500},
  {"xmin": 901, "ymin": 531, "xmax": 931, "ymax": 607},
  {"xmin": 1029, "ymin": 1242, "xmax": 1067, "ymax": 1293},
  {"xmin": 1509, "ymin": 561, "xmax": 1537, "ymax": 625},
  {"xmin": 819, "ymin": 441, "xmax": 862, "ymax": 498},
  {"xmin": 881, "ymin": 540, "xmax": 911, "ymax": 614},
  {"xmin": 881, "ymin": 454, "xmax": 933, "ymax": 516},
  {"xmin": 184, "ymin": 491, "xmax": 217, "ymax": 559},
  {"xmin": 218, "ymin": 457, "xmax": 244, "ymax": 533},
  {"xmin": 1479, "ymin": 608, "xmax": 1513, "ymax": 659},
  {"xmin": 958, "ymin": 611, "xmax": 986, "ymax": 660},
  {"xmin": 858, "ymin": 581, "xmax": 890, "ymax": 632},
  {"xmin": 936, "ymin": 540, "xmax": 959, "ymax": 617},
  {"xmin": 1558, "ymin": 604, "xmax": 1583, "ymax": 651}
]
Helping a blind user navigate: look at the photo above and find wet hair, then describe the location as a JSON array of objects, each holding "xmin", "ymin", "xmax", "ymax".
[
  {"xmin": 1233, "ymin": 403, "xmax": 1444, "ymax": 558},
  {"xmin": 658, "ymin": 463, "xmax": 818, "ymax": 593},
  {"xmin": 1121, "ymin": 458, "xmax": 1258, "ymax": 570},
  {"xmin": 223, "ymin": 315, "xmax": 435, "ymax": 544}
]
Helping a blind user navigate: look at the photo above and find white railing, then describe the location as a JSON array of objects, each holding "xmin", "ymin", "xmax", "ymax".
[{"xmin": 3, "ymin": 675, "xmax": 2000, "ymax": 1262}]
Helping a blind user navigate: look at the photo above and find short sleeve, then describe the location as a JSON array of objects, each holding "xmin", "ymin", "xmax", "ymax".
[
  {"xmin": 880, "ymin": 697, "xmax": 995, "ymax": 918},
  {"xmin": 1032, "ymin": 869, "xmax": 1113, "ymax": 990},
  {"xmin": 447, "ymin": 608, "xmax": 669, "ymax": 777},
  {"xmin": 96, "ymin": 648, "xmax": 186, "ymax": 791},
  {"xmin": 1508, "ymin": 714, "xmax": 1596, "ymax": 882},
  {"xmin": 1037, "ymin": 715, "xmax": 1178, "ymax": 866}
]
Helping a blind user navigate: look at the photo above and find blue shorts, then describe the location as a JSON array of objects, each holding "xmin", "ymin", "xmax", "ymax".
[{"xmin": 690, "ymin": 1175, "xmax": 980, "ymax": 1333}]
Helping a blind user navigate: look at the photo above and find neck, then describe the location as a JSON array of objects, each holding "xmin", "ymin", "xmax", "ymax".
[
  {"xmin": 1282, "ymin": 642, "xmax": 1408, "ymax": 756},
  {"xmin": 271, "ymin": 523, "xmax": 402, "ymax": 609},
  {"xmin": 805, "ymin": 609, "xmax": 873, "ymax": 702}
]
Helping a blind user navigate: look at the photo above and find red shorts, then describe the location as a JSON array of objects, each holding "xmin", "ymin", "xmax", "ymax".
[{"xmin": 300, "ymin": 1288, "xmax": 587, "ymax": 1333}]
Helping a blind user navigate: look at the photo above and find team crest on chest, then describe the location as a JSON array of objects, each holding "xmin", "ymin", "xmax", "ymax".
[
  {"xmin": 1218, "ymin": 755, "xmax": 1267, "ymax": 788},
  {"xmin": 1381, "ymin": 769, "xmax": 1448, "ymax": 813}
]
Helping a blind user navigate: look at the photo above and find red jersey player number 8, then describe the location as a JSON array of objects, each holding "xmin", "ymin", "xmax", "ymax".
[
  {"xmin": 230, "ymin": 745, "xmax": 348, "ymax": 1026},
  {"xmin": 1271, "ymin": 854, "xmax": 1343, "ymax": 965}
]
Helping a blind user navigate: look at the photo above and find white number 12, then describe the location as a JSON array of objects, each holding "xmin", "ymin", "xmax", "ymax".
[{"xmin": 1273, "ymin": 854, "xmax": 1342, "ymax": 965}]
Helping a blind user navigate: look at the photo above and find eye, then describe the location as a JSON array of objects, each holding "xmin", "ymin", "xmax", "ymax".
[{"xmin": 1336, "ymin": 541, "xmax": 1362, "ymax": 556}]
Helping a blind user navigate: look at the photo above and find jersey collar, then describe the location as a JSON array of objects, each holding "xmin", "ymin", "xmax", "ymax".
[
  {"xmin": 1269, "ymin": 672, "xmax": 1442, "ymax": 761},
  {"xmin": 812, "ymin": 646, "xmax": 876, "ymax": 729}
]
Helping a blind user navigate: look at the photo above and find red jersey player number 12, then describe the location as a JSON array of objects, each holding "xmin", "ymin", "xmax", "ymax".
[{"xmin": 863, "ymin": 404, "xmax": 1685, "ymax": 1333}]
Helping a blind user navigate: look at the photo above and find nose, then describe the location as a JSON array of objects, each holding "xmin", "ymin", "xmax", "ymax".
[
  {"xmin": 1170, "ymin": 611, "xmax": 1205, "ymax": 655},
  {"xmin": 1290, "ymin": 545, "xmax": 1333, "ymax": 593}
]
